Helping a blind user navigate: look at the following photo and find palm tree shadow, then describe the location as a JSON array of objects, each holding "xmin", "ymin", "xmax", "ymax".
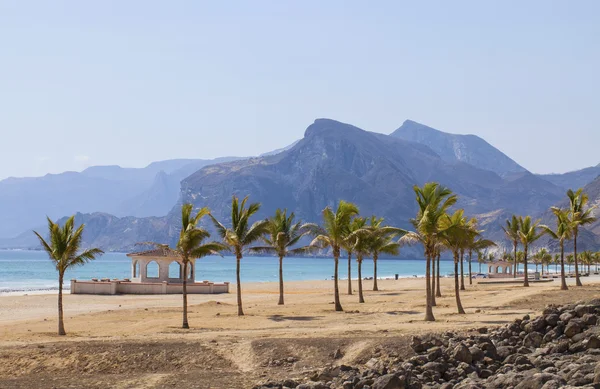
[
  {"xmin": 386, "ymin": 310, "xmax": 420, "ymax": 315},
  {"xmin": 268, "ymin": 315, "xmax": 321, "ymax": 322}
]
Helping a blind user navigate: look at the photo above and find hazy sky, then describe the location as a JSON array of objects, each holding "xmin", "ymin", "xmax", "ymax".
[{"xmin": 1, "ymin": 1, "xmax": 598, "ymax": 179}]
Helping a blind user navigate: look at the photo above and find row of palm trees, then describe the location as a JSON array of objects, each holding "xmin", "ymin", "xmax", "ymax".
[
  {"xmin": 502, "ymin": 188, "xmax": 597, "ymax": 291},
  {"xmin": 33, "ymin": 183, "xmax": 596, "ymax": 334}
]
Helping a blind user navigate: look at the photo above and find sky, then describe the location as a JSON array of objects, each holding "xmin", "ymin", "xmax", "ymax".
[{"xmin": 0, "ymin": 1, "xmax": 599, "ymax": 179}]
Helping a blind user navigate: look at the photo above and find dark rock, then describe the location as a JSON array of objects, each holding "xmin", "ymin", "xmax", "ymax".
[
  {"xmin": 523, "ymin": 332, "xmax": 544, "ymax": 348},
  {"xmin": 451, "ymin": 343, "xmax": 473, "ymax": 364},
  {"xmin": 514, "ymin": 373, "xmax": 566, "ymax": 389},
  {"xmin": 564, "ymin": 321, "xmax": 583, "ymax": 338},
  {"xmin": 545, "ymin": 314, "xmax": 559, "ymax": 327},
  {"xmin": 582, "ymin": 313, "xmax": 598, "ymax": 326},
  {"xmin": 586, "ymin": 335, "xmax": 600, "ymax": 349},
  {"xmin": 469, "ymin": 345, "xmax": 484, "ymax": 362},
  {"xmin": 559, "ymin": 312, "xmax": 574, "ymax": 323},
  {"xmin": 371, "ymin": 374, "xmax": 404, "ymax": 389},
  {"xmin": 426, "ymin": 347, "xmax": 442, "ymax": 361}
]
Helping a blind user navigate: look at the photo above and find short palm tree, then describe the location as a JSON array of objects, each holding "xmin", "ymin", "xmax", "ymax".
[
  {"xmin": 365, "ymin": 216, "xmax": 405, "ymax": 291},
  {"xmin": 308, "ymin": 200, "xmax": 359, "ymax": 312},
  {"xmin": 210, "ymin": 195, "xmax": 269, "ymax": 316},
  {"xmin": 581, "ymin": 250, "xmax": 594, "ymax": 274},
  {"xmin": 541, "ymin": 207, "xmax": 573, "ymax": 290},
  {"xmin": 341, "ymin": 217, "xmax": 365, "ymax": 295},
  {"xmin": 468, "ymin": 237, "xmax": 496, "ymax": 283},
  {"xmin": 567, "ymin": 254, "xmax": 575, "ymax": 273},
  {"xmin": 567, "ymin": 188, "xmax": 597, "ymax": 286},
  {"xmin": 438, "ymin": 209, "xmax": 474, "ymax": 314},
  {"xmin": 33, "ymin": 216, "xmax": 104, "ymax": 335},
  {"xmin": 250, "ymin": 209, "xmax": 311, "ymax": 305},
  {"xmin": 502, "ymin": 216, "xmax": 521, "ymax": 278},
  {"xmin": 402, "ymin": 183, "xmax": 457, "ymax": 321},
  {"xmin": 349, "ymin": 217, "xmax": 369, "ymax": 303},
  {"xmin": 518, "ymin": 216, "xmax": 544, "ymax": 287}
]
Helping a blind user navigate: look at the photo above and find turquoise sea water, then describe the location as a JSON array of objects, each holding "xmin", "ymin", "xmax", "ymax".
[{"xmin": 0, "ymin": 250, "xmax": 464, "ymax": 293}]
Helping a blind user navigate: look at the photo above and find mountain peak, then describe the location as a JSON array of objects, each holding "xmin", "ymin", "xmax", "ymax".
[
  {"xmin": 304, "ymin": 118, "xmax": 363, "ymax": 138},
  {"xmin": 391, "ymin": 120, "xmax": 526, "ymax": 176}
]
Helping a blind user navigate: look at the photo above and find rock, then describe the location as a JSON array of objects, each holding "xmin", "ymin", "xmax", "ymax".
[
  {"xmin": 496, "ymin": 346, "xmax": 514, "ymax": 360},
  {"xmin": 559, "ymin": 312, "xmax": 574, "ymax": 323},
  {"xmin": 333, "ymin": 348, "xmax": 343, "ymax": 359},
  {"xmin": 574, "ymin": 305, "xmax": 594, "ymax": 317},
  {"xmin": 587, "ymin": 336, "xmax": 600, "ymax": 350},
  {"xmin": 426, "ymin": 346, "xmax": 443, "ymax": 361},
  {"xmin": 371, "ymin": 374, "xmax": 404, "ymax": 389},
  {"xmin": 582, "ymin": 313, "xmax": 597, "ymax": 326},
  {"xmin": 564, "ymin": 321, "xmax": 583, "ymax": 338},
  {"xmin": 469, "ymin": 345, "xmax": 484, "ymax": 362},
  {"xmin": 545, "ymin": 314, "xmax": 559, "ymax": 327},
  {"xmin": 514, "ymin": 373, "xmax": 566, "ymax": 389},
  {"xmin": 410, "ymin": 336, "xmax": 425, "ymax": 353},
  {"xmin": 452, "ymin": 343, "xmax": 473, "ymax": 364},
  {"xmin": 523, "ymin": 332, "xmax": 543, "ymax": 348}
]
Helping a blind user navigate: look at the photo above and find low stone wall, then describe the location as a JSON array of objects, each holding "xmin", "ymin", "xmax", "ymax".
[{"xmin": 71, "ymin": 280, "xmax": 229, "ymax": 295}]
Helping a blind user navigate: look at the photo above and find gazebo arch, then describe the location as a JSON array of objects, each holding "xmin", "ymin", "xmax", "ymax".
[{"xmin": 484, "ymin": 261, "xmax": 513, "ymax": 278}]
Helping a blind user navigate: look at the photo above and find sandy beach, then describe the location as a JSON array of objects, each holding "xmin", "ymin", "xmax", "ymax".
[{"xmin": 1, "ymin": 276, "xmax": 600, "ymax": 388}]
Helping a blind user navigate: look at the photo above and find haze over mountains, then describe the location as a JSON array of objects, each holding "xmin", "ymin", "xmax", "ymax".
[{"xmin": 1, "ymin": 119, "xmax": 598, "ymax": 254}]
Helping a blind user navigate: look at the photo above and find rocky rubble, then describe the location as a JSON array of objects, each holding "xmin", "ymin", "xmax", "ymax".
[{"xmin": 254, "ymin": 299, "xmax": 600, "ymax": 389}]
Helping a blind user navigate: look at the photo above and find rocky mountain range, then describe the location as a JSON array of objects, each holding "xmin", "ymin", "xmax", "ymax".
[{"xmin": 2, "ymin": 119, "xmax": 598, "ymax": 254}]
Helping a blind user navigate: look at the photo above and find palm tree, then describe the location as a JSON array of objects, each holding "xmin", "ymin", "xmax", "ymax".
[
  {"xmin": 581, "ymin": 250, "xmax": 594, "ymax": 274},
  {"xmin": 518, "ymin": 216, "xmax": 544, "ymax": 287},
  {"xmin": 308, "ymin": 200, "xmax": 359, "ymax": 312},
  {"xmin": 250, "ymin": 209, "xmax": 311, "ymax": 305},
  {"xmin": 469, "ymin": 238, "xmax": 496, "ymax": 283},
  {"xmin": 541, "ymin": 207, "xmax": 573, "ymax": 290},
  {"xmin": 567, "ymin": 254, "xmax": 575, "ymax": 273},
  {"xmin": 33, "ymin": 216, "xmax": 104, "ymax": 335},
  {"xmin": 350, "ymin": 217, "xmax": 369, "ymax": 303},
  {"xmin": 365, "ymin": 216, "xmax": 405, "ymax": 291},
  {"xmin": 176, "ymin": 204, "xmax": 225, "ymax": 328},
  {"xmin": 210, "ymin": 195, "xmax": 269, "ymax": 316},
  {"xmin": 438, "ymin": 209, "xmax": 474, "ymax": 314},
  {"xmin": 341, "ymin": 217, "xmax": 365, "ymax": 295},
  {"xmin": 502, "ymin": 216, "xmax": 521, "ymax": 278},
  {"xmin": 567, "ymin": 188, "xmax": 597, "ymax": 286},
  {"xmin": 553, "ymin": 253, "xmax": 560, "ymax": 273},
  {"xmin": 402, "ymin": 183, "xmax": 457, "ymax": 321}
]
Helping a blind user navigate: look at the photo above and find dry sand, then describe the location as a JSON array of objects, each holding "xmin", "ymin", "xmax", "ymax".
[{"xmin": 1, "ymin": 276, "xmax": 599, "ymax": 388}]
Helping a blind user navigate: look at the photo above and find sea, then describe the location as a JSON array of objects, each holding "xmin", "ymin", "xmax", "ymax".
[{"xmin": 0, "ymin": 250, "xmax": 465, "ymax": 293}]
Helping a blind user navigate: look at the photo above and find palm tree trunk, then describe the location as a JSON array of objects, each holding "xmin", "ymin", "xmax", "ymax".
[
  {"xmin": 523, "ymin": 246, "xmax": 529, "ymax": 287},
  {"xmin": 479, "ymin": 261, "xmax": 482, "ymax": 273},
  {"xmin": 334, "ymin": 253, "xmax": 343, "ymax": 311},
  {"xmin": 460, "ymin": 251, "xmax": 465, "ymax": 291},
  {"xmin": 425, "ymin": 253, "xmax": 435, "ymax": 321},
  {"xmin": 358, "ymin": 258, "xmax": 364, "ymax": 303},
  {"xmin": 182, "ymin": 261, "xmax": 189, "ymax": 328},
  {"xmin": 347, "ymin": 252, "xmax": 352, "ymax": 295},
  {"xmin": 513, "ymin": 242, "xmax": 518, "ymax": 278},
  {"xmin": 58, "ymin": 272, "xmax": 66, "ymax": 336},
  {"xmin": 468, "ymin": 250, "xmax": 473, "ymax": 285},
  {"xmin": 278, "ymin": 255, "xmax": 284, "ymax": 305},
  {"xmin": 574, "ymin": 231, "xmax": 583, "ymax": 286},
  {"xmin": 373, "ymin": 256, "xmax": 379, "ymax": 291},
  {"xmin": 436, "ymin": 253, "xmax": 442, "ymax": 298},
  {"xmin": 560, "ymin": 243, "xmax": 568, "ymax": 290},
  {"xmin": 454, "ymin": 254, "xmax": 465, "ymax": 314},
  {"xmin": 236, "ymin": 255, "xmax": 244, "ymax": 316},
  {"xmin": 431, "ymin": 253, "xmax": 437, "ymax": 306}
]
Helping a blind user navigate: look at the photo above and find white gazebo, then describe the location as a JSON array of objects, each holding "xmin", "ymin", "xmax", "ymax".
[
  {"xmin": 485, "ymin": 261, "xmax": 513, "ymax": 278},
  {"xmin": 70, "ymin": 247, "xmax": 229, "ymax": 295}
]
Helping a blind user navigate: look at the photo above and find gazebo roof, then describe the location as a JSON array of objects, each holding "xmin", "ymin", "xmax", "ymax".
[
  {"xmin": 484, "ymin": 261, "xmax": 512, "ymax": 266},
  {"xmin": 127, "ymin": 246, "xmax": 181, "ymax": 259}
]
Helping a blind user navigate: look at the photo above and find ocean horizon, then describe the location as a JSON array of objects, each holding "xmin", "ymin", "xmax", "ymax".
[{"xmin": 0, "ymin": 249, "xmax": 475, "ymax": 293}]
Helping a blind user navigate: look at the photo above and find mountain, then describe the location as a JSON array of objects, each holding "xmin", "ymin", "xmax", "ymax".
[
  {"xmin": 0, "ymin": 157, "xmax": 243, "ymax": 238},
  {"xmin": 391, "ymin": 120, "xmax": 526, "ymax": 176},
  {"xmin": 537, "ymin": 164, "xmax": 600, "ymax": 191},
  {"xmin": 3, "ymin": 118, "xmax": 594, "ymax": 254}
]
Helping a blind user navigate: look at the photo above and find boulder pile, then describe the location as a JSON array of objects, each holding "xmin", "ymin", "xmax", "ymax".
[{"xmin": 254, "ymin": 299, "xmax": 600, "ymax": 389}]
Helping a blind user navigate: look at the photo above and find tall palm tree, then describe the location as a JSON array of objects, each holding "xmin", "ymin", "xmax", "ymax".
[
  {"xmin": 33, "ymin": 216, "xmax": 103, "ymax": 335},
  {"xmin": 341, "ymin": 217, "xmax": 365, "ymax": 295},
  {"xmin": 308, "ymin": 200, "xmax": 359, "ymax": 312},
  {"xmin": 176, "ymin": 204, "xmax": 225, "ymax": 328},
  {"xmin": 402, "ymin": 182, "xmax": 457, "ymax": 321},
  {"xmin": 567, "ymin": 188, "xmax": 597, "ymax": 286},
  {"xmin": 502, "ymin": 216, "xmax": 521, "ymax": 278},
  {"xmin": 365, "ymin": 216, "xmax": 405, "ymax": 291},
  {"xmin": 438, "ymin": 209, "xmax": 474, "ymax": 314},
  {"xmin": 140, "ymin": 204, "xmax": 226, "ymax": 328},
  {"xmin": 250, "ymin": 209, "xmax": 311, "ymax": 305},
  {"xmin": 541, "ymin": 207, "xmax": 573, "ymax": 290},
  {"xmin": 210, "ymin": 195, "xmax": 269, "ymax": 316},
  {"xmin": 518, "ymin": 216, "xmax": 544, "ymax": 287}
]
